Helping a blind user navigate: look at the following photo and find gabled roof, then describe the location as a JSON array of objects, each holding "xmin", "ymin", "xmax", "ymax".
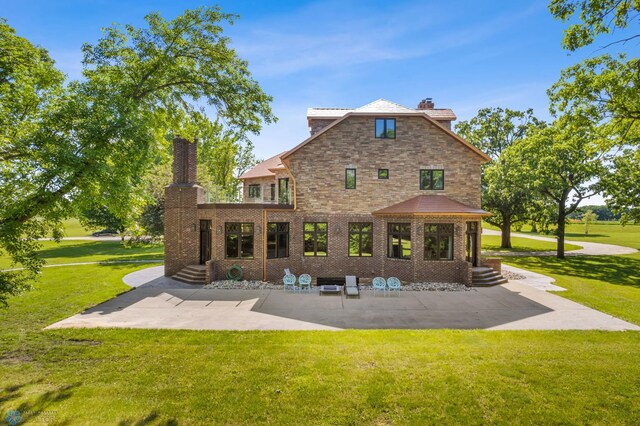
[
  {"xmin": 373, "ymin": 195, "xmax": 491, "ymax": 216},
  {"xmin": 285, "ymin": 100, "xmax": 490, "ymax": 162},
  {"xmin": 307, "ymin": 98, "xmax": 456, "ymax": 121},
  {"xmin": 239, "ymin": 151, "xmax": 287, "ymax": 180}
]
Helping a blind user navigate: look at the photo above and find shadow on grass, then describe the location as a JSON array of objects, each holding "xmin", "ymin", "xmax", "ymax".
[
  {"xmin": 506, "ymin": 255, "xmax": 640, "ymax": 288},
  {"xmin": 37, "ymin": 241, "xmax": 163, "ymax": 262},
  {"xmin": 565, "ymin": 233, "xmax": 608, "ymax": 239},
  {"xmin": 118, "ymin": 412, "xmax": 178, "ymax": 426},
  {"xmin": 0, "ymin": 380, "xmax": 78, "ymax": 424}
]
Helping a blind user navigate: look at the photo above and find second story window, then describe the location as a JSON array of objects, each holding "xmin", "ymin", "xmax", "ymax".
[
  {"xmin": 420, "ymin": 169, "xmax": 444, "ymax": 190},
  {"xmin": 375, "ymin": 118, "xmax": 396, "ymax": 139},
  {"xmin": 345, "ymin": 168, "xmax": 356, "ymax": 189},
  {"xmin": 270, "ymin": 184, "xmax": 276, "ymax": 201},
  {"xmin": 248, "ymin": 184, "xmax": 261, "ymax": 198}
]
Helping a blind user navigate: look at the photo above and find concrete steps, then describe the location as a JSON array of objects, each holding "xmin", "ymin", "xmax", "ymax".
[
  {"xmin": 173, "ymin": 264, "xmax": 207, "ymax": 284},
  {"xmin": 470, "ymin": 267, "xmax": 508, "ymax": 287}
]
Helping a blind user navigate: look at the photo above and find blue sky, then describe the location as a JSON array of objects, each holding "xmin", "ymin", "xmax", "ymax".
[{"xmin": 2, "ymin": 0, "xmax": 632, "ymax": 203}]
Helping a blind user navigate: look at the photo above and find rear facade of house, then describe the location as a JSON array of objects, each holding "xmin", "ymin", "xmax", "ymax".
[{"xmin": 164, "ymin": 99, "xmax": 491, "ymax": 285}]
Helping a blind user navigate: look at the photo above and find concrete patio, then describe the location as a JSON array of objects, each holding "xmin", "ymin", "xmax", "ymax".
[{"xmin": 46, "ymin": 266, "xmax": 640, "ymax": 331}]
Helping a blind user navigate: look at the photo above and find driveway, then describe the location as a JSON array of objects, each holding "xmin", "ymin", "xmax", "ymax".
[
  {"xmin": 482, "ymin": 229, "xmax": 637, "ymax": 256},
  {"xmin": 46, "ymin": 266, "xmax": 639, "ymax": 331}
]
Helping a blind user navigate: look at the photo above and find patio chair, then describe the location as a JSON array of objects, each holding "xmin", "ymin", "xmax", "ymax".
[
  {"xmin": 283, "ymin": 273, "xmax": 297, "ymax": 292},
  {"xmin": 372, "ymin": 277, "xmax": 387, "ymax": 297},
  {"xmin": 298, "ymin": 274, "xmax": 312, "ymax": 292},
  {"xmin": 284, "ymin": 268, "xmax": 292, "ymax": 276},
  {"xmin": 387, "ymin": 277, "xmax": 401, "ymax": 296},
  {"xmin": 344, "ymin": 275, "xmax": 360, "ymax": 298}
]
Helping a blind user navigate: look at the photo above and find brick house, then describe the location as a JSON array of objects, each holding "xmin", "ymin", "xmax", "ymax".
[{"xmin": 164, "ymin": 99, "xmax": 494, "ymax": 285}]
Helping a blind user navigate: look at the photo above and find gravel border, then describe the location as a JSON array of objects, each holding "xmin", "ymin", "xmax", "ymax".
[
  {"xmin": 204, "ymin": 280, "xmax": 474, "ymax": 292},
  {"xmin": 502, "ymin": 271, "xmax": 526, "ymax": 280}
]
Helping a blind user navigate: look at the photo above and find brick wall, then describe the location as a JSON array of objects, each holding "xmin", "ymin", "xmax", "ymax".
[
  {"xmin": 309, "ymin": 118, "xmax": 337, "ymax": 135},
  {"xmin": 287, "ymin": 115, "xmax": 483, "ymax": 214}
]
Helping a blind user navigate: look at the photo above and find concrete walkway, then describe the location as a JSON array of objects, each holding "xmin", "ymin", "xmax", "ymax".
[
  {"xmin": 482, "ymin": 229, "xmax": 637, "ymax": 256},
  {"xmin": 46, "ymin": 266, "xmax": 640, "ymax": 331}
]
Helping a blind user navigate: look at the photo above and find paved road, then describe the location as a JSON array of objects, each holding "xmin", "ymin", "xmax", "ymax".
[{"xmin": 482, "ymin": 229, "xmax": 637, "ymax": 256}]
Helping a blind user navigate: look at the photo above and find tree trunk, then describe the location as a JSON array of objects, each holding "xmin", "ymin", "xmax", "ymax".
[
  {"xmin": 557, "ymin": 203, "xmax": 566, "ymax": 259},
  {"xmin": 531, "ymin": 222, "xmax": 537, "ymax": 233},
  {"xmin": 501, "ymin": 215, "xmax": 512, "ymax": 248}
]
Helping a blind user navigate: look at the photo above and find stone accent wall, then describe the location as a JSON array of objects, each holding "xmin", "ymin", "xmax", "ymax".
[{"xmin": 287, "ymin": 115, "xmax": 483, "ymax": 214}]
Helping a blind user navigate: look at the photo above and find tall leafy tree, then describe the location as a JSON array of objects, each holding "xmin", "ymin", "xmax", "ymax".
[
  {"xmin": 509, "ymin": 116, "xmax": 604, "ymax": 258},
  {"xmin": 455, "ymin": 108, "xmax": 543, "ymax": 247},
  {"xmin": 0, "ymin": 8, "xmax": 275, "ymax": 305},
  {"xmin": 549, "ymin": 0, "xmax": 640, "ymax": 223}
]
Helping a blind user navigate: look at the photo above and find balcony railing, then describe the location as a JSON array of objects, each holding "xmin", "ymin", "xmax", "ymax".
[{"xmin": 204, "ymin": 187, "xmax": 293, "ymax": 205}]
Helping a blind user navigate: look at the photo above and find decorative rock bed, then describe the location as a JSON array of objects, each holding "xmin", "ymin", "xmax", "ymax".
[
  {"xmin": 204, "ymin": 280, "xmax": 473, "ymax": 292},
  {"xmin": 502, "ymin": 270, "xmax": 526, "ymax": 280}
]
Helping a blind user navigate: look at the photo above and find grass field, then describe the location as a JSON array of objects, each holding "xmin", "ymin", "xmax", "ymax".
[
  {"xmin": 61, "ymin": 218, "xmax": 96, "ymax": 237},
  {"xmin": 1, "ymin": 260, "xmax": 640, "ymax": 423},
  {"xmin": 1, "ymin": 231, "xmax": 640, "ymax": 423},
  {"xmin": 482, "ymin": 235, "xmax": 581, "ymax": 252},
  {"xmin": 484, "ymin": 222, "xmax": 640, "ymax": 249},
  {"xmin": 0, "ymin": 240, "xmax": 163, "ymax": 269}
]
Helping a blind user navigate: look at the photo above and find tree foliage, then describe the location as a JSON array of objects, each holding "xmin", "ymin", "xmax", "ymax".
[
  {"xmin": 456, "ymin": 108, "xmax": 543, "ymax": 247},
  {"xmin": 0, "ymin": 8, "xmax": 275, "ymax": 305},
  {"xmin": 548, "ymin": 0, "xmax": 640, "ymax": 51},
  {"xmin": 509, "ymin": 115, "xmax": 603, "ymax": 258},
  {"xmin": 549, "ymin": 0, "xmax": 640, "ymax": 224}
]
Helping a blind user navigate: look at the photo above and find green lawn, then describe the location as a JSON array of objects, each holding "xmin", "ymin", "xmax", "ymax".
[
  {"xmin": 485, "ymin": 222, "xmax": 640, "ymax": 249},
  {"xmin": 504, "ymin": 252, "xmax": 640, "ymax": 325},
  {"xmin": 61, "ymin": 218, "xmax": 96, "ymax": 237},
  {"xmin": 0, "ymin": 240, "xmax": 163, "ymax": 269},
  {"xmin": 482, "ymin": 235, "xmax": 582, "ymax": 252},
  {"xmin": 1, "ymin": 239, "xmax": 640, "ymax": 423},
  {"xmin": 1, "ymin": 263, "xmax": 640, "ymax": 423}
]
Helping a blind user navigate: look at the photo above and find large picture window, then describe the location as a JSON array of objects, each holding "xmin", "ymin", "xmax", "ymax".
[
  {"xmin": 420, "ymin": 169, "xmax": 444, "ymax": 190},
  {"xmin": 267, "ymin": 222, "xmax": 289, "ymax": 259},
  {"xmin": 248, "ymin": 184, "xmax": 261, "ymax": 198},
  {"xmin": 345, "ymin": 168, "xmax": 356, "ymax": 189},
  {"xmin": 304, "ymin": 222, "xmax": 328, "ymax": 257},
  {"xmin": 225, "ymin": 223, "xmax": 254, "ymax": 259},
  {"xmin": 349, "ymin": 222, "xmax": 373, "ymax": 257},
  {"xmin": 424, "ymin": 224, "xmax": 454, "ymax": 260},
  {"xmin": 387, "ymin": 223, "xmax": 411, "ymax": 259},
  {"xmin": 375, "ymin": 118, "xmax": 396, "ymax": 138}
]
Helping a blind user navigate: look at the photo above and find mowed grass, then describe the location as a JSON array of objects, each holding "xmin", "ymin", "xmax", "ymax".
[
  {"xmin": 484, "ymin": 221, "xmax": 640, "ymax": 249},
  {"xmin": 0, "ymin": 240, "xmax": 163, "ymax": 269},
  {"xmin": 482, "ymin": 235, "xmax": 581, "ymax": 252},
  {"xmin": 504, "ymin": 252, "xmax": 640, "ymax": 325},
  {"xmin": 1, "ymin": 264, "xmax": 640, "ymax": 423},
  {"xmin": 61, "ymin": 218, "xmax": 96, "ymax": 237}
]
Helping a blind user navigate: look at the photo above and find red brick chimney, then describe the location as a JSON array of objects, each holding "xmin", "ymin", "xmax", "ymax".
[{"xmin": 417, "ymin": 98, "xmax": 435, "ymax": 109}]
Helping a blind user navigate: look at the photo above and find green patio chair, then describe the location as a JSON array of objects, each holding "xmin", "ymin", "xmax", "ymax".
[
  {"xmin": 387, "ymin": 277, "xmax": 401, "ymax": 296},
  {"xmin": 372, "ymin": 277, "xmax": 387, "ymax": 297},
  {"xmin": 283, "ymin": 273, "xmax": 297, "ymax": 292},
  {"xmin": 299, "ymin": 274, "xmax": 312, "ymax": 292}
]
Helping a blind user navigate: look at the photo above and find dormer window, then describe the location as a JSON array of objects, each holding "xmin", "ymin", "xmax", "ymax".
[{"xmin": 375, "ymin": 118, "xmax": 395, "ymax": 139}]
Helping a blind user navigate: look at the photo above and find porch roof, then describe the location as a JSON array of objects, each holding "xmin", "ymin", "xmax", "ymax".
[{"xmin": 372, "ymin": 195, "xmax": 491, "ymax": 217}]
